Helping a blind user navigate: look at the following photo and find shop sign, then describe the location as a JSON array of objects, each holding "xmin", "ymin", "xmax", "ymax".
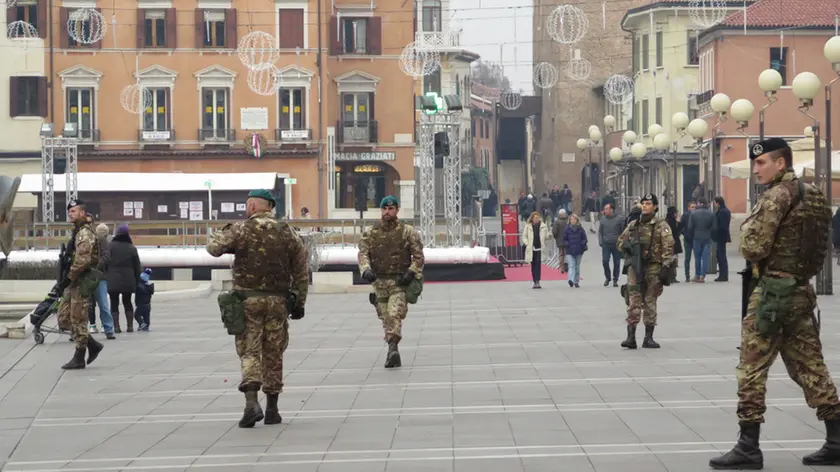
[{"xmin": 335, "ymin": 152, "xmax": 395, "ymax": 161}]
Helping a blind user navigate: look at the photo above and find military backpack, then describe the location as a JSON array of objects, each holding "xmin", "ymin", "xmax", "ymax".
[{"xmin": 796, "ymin": 181, "xmax": 832, "ymax": 279}]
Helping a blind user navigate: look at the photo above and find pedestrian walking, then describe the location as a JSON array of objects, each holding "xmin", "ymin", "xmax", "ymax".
[
  {"xmin": 563, "ymin": 214, "xmax": 587, "ymax": 287},
  {"xmin": 598, "ymin": 202, "xmax": 624, "ymax": 287},
  {"xmin": 522, "ymin": 211, "xmax": 549, "ymax": 289}
]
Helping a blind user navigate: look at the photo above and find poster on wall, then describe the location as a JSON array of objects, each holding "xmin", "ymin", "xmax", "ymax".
[
  {"xmin": 189, "ymin": 210, "xmax": 203, "ymax": 221},
  {"xmin": 189, "ymin": 201, "xmax": 203, "ymax": 211},
  {"xmin": 123, "ymin": 208, "xmax": 134, "ymax": 217},
  {"xmin": 220, "ymin": 202, "xmax": 235, "ymax": 213},
  {"xmin": 235, "ymin": 203, "xmax": 246, "ymax": 211},
  {"xmin": 123, "ymin": 202, "xmax": 133, "ymax": 209},
  {"xmin": 157, "ymin": 205, "xmax": 168, "ymax": 213},
  {"xmin": 179, "ymin": 202, "xmax": 189, "ymax": 210},
  {"xmin": 500, "ymin": 203, "xmax": 519, "ymax": 246},
  {"xmin": 133, "ymin": 201, "xmax": 144, "ymax": 209},
  {"xmin": 180, "ymin": 209, "xmax": 188, "ymax": 219},
  {"xmin": 135, "ymin": 209, "xmax": 143, "ymax": 219}
]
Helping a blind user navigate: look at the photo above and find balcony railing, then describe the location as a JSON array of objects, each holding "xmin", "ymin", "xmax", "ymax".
[
  {"xmin": 275, "ymin": 128, "xmax": 312, "ymax": 142},
  {"xmin": 414, "ymin": 29, "xmax": 462, "ymax": 49},
  {"xmin": 337, "ymin": 121, "xmax": 378, "ymax": 144},
  {"xmin": 695, "ymin": 89, "xmax": 714, "ymax": 105},
  {"xmin": 138, "ymin": 129, "xmax": 175, "ymax": 142},
  {"xmin": 198, "ymin": 128, "xmax": 235, "ymax": 141}
]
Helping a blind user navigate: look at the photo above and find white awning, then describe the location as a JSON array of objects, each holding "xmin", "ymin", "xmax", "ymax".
[
  {"xmin": 721, "ymin": 137, "xmax": 827, "ymax": 180},
  {"xmin": 18, "ymin": 172, "xmax": 282, "ymax": 193}
]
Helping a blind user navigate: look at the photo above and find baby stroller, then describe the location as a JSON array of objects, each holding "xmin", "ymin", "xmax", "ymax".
[{"xmin": 30, "ymin": 283, "xmax": 67, "ymax": 345}]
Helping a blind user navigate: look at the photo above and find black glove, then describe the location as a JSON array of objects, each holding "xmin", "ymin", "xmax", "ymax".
[
  {"xmin": 290, "ymin": 306, "xmax": 305, "ymax": 320},
  {"xmin": 659, "ymin": 267, "xmax": 673, "ymax": 287},
  {"xmin": 362, "ymin": 269, "xmax": 377, "ymax": 283},
  {"xmin": 400, "ymin": 270, "xmax": 416, "ymax": 286}
]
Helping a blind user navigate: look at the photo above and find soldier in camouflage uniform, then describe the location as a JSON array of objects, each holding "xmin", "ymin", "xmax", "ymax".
[
  {"xmin": 711, "ymin": 138, "xmax": 840, "ymax": 469},
  {"xmin": 59, "ymin": 199, "xmax": 105, "ymax": 370},
  {"xmin": 358, "ymin": 196, "xmax": 425, "ymax": 368},
  {"xmin": 206, "ymin": 189, "xmax": 308, "ymax": 428},
  {"xmin": 618, "ymin": 193, "xmax": 674, "ymax": 350}
]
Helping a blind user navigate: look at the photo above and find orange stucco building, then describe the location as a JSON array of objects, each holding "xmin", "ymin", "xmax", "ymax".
[
  {"xmin": 696, "ymin": 0, "xmax": 840, "ymax": 214},
  {"xmin": 32, "ymin": 0, "xmax": 416, "ymax": 218}
]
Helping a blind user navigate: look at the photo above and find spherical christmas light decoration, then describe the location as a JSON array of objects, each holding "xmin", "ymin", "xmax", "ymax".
[
  {"xmin": 604, "ymin": 74, "xmax": 634, "ymax": 105},
  {"xmin": 565, "ymin": 52, "xmax": 591, "ymax": 81},
  {"xmin": 546, "ymin": 5, "xmax": 589, "ymax": 45},
  {"xmin": 630, "ymin": 142, "xmax": 647, "ymax": 159},
  {"xmin": 399, "ymin": 41, "xmax": 440, "ymax": 78},
  {"xmin": 7, "ymin": 20, "xmax": 38, "ymax": 40},
  {"xmin": 533, "ymin": 62, "xmax": 559, "ymax": 89},
  {"xmin": 500, "ymin": 90, "xmax": 522, "ymax": 111},
  {"xmin": 67, "ymin": 8, "xmax": 106, "ymax": 45},
  {"xmin": 653, "ymin": 133, "xmax": 671, "ymax": 151},
  {"xmin": 247, "ymin": 67, "xmax": 280, "ymax": 96},
  {"xmin": 672, "ymin": 112, "xmax": 690, "ymax": 130},
  {"xmin": 622, "ymin": 130, "xmax": 638, "ymax": 144},
  {"xmin": 119, "ymin": 84, "xmax": 153, "ymax": 115},
  {"xmin": 688, "ymin": 0, "xmax": 727, "ymax": 29},
  {"xmin": 237, "ymin": 31, "xmax": 280, "ymax": 71},
  {"xmin": 609, "ymin": 147, "xmax": 623, "ymax": 161}
]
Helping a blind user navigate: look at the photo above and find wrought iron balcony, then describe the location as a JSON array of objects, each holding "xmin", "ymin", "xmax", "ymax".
[
  {"xmin": 138, "ymin": 129, "xmax": 175, "ymax": 142},
  {"xmin": 337, "ymin": 121, "xmax": 378, "ymax": 144},
  {"xmin": 198, "ymin": 128, "xmax": 235, "ymax": 141},
  {"xmin": 275, "ymin": 128, "xmax": 312, "ymax": 142},
  {"xmin": 695, "ymin": 89, "xmax": 714, "ymax": 105}
]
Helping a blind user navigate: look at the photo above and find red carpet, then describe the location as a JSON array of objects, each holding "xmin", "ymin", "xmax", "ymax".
[{"xmin": 501, "ymin": 263, "xmax": 570, "ymax": 281}]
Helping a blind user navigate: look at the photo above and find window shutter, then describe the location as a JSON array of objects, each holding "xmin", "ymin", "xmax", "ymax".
[
  {"xmin": 278, "ymin": 9, "xmax": 304, "ymax": 49},
  {"xmin": 165, "ymin": 88, "xmax": 171, "ymax": 129},
  {"xmin": 9, "ymin": 77, "xmax": 19, "ymax": 118},
  {"xmin": 279, "ymin": 91, "xmax": 290, "ymax": 130},
  {"xmin": 59, "ymin": 7, "xmax": 69, "ymax": 48},
  {"xmin": 300, "ymin": 89, "xmax": 307, "ymax": 131},
  {"xmin": 6, "ymin": 7, "xmax": 14, "ymax": 35},
  {"xmin": 329, "ymin": 16, "xmax": 340, "ymax": 55},
  {"xmin": 136, "ymin": 9, "xmax": 145, "ymax": 48},
  {"xmin": 366, "ymin": 17, "xmax": 381, "ymax": 55},
  {"xmin": 165, "ymin": 8, "xmax": 176, "ymax": 48},
  {"xmin": 93, "ymin": 8, "xmax": 103, "ymax": 49},
  {"xmin": 368, "ymin": 92, "xmax": 375, "ymax": 120},
  {"xmin": 194, "ymin": 9, "xmax": 204, "ymax": 48},
  {"xmin": 36, "ymin": 0, "xmax": 47, "ymax": 38},
  {"xmin": 224, "ymin": 9, "xmax": 237, "ymax": 48},
  {"xmin": 37, "ymin": 77, "xmax": 48, "ymax": 117}
]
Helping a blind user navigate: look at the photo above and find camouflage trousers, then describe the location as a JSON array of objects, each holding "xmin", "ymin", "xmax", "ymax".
[
  {"xmin": 57, "ymin": 285, "xmax": 90, "ymax": 350},
  {"xmin": 373, "ymin": 278, "xmax": 408, "ymax": 343},
  {"xmin": 625, "ymin": 269, "xmax": 662, "ymax": 326},
  {"xmin": 737, "ymin": 285, "xmax": 840, "ymax": 423},
  {"xmin": 234, "ymin": 296, "xmax": 290, "ymax": 395}
]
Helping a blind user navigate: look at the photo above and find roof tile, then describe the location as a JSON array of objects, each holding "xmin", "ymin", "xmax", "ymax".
[{"xmin": 721, "ymin": 0, "xmax": 840, "ymax": 28}]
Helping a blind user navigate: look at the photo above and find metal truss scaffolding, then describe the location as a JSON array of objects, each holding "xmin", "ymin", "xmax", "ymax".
[
  {"xmin": 417, "ymin": 112, "xmax": 462, "ymax": 247},
  {"xmin": 41, "ymin": 137, "xmax": 79, "ymax": 228}
]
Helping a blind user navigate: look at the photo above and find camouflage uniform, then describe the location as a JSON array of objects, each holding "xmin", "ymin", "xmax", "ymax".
[
  {"xmin": 57, "ymin": 220, "xmax": 99, "ymax": 351},
  {"xmin": 207, "ymin": 210, "xmax": 308, "ymax": 396},
  {"xmin": 358, "ymin": 219, "xmax": 424, "ymax": 362},
  {"xmin": 711, "ymin": 166, "xmax": 840, "ymax": 469},
  {"xmin": 618, "ymin": 204, "xmax": 674, "ymax": 350}
]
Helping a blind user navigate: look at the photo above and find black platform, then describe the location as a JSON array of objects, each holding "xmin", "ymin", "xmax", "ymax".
[{"xmin": 318, "ymin": 262, "xmax": 505, "ymax": 283}]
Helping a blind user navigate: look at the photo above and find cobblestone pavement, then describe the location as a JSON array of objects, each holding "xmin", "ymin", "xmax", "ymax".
[{"xmin": 1, "ymin": 252, "xmax": 839, "ymax": 471}]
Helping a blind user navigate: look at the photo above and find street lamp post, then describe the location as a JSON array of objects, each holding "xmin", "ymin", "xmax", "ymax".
[
  {"xmin": 756, "ymin": 69, "xmax": 783, "ymax": 208},
  {"xmin": 622, "ymin": 131, "xmax": 639, "ymax": 212},
  {"xmin": 577, "ymin": 137, "xmax": 591, "ymax": 210},
  {"xmin": 793, "ymin": 70, "xmax": 830, "ymax": 295},
  {"xmin": 653, "ymin": 131, "xmax": 672, "ymax": 205},
  {"xmin": 603, "ymin": 115, "xmax": 618, "ymax": 194},
  {"xmin": 708, "ymin": 93, "xmax": 731, "ymax": 202},
  {"xmin": 821, "ymin": 36, "xmax": 840, "ymax": 296},
  {"xmin": 671, "ymin": 112, "xmax": 690, "ymax": 210}
]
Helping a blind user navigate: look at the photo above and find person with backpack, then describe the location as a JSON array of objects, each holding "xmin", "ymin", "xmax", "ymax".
[{"xmin": 710, "ymin": 138, "xmax": 840, "ymax": 470}]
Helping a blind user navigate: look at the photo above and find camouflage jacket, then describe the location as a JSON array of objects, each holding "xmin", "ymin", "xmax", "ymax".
[
  {"xmin": 358, "ymin": 219, "xmax": 425, "ymax": 278},
  {"xmin": 206, "ymin": 211, "xmax": 308, "ymax": 307},
  {"xmin": 618, "ymin": 214, "xmax": 675, "ymax": 271},
  {"xmin": 68, "ymin": 222, "xmax": 99, "ymax": 282},
  {"xmin": 741, "ymin": 170, "xmax": 831, "ymax": 279}
]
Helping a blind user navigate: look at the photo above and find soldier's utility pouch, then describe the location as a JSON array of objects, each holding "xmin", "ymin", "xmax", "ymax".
[
  {"xmin": 405, "ymin": 275, "xmax": 424, "ymax": 304},
  {"xmin": 755, "ymin": 277, "xmax": 798, "ymax": 335},
  {"xmin": 368, "ymin": 293, "xmax": 377, "ymax": 306},
  {"xmin": 217, "ymin": 291, "xmax": 246, "ymax": 335},
  {"xmin": 620, "ymin": 284, "xmax": 629, "ymax": 306},
  {"xmin": 78, "ymin": 268, "xmax": 103, "ymax": 298}
]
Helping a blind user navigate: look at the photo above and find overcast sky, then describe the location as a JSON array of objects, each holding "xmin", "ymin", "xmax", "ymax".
[{"xmin": 452, "ymin": 0, "xmax": 534, "ymax": 93}]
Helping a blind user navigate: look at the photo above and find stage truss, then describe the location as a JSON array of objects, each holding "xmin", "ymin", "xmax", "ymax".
[
  {"xmin": 40, "ymin": 137, "xmax": 79, "ymax": 233},
  {"xmin": 417, "ymin": 111, "xmax": 462, "ymax": 247}
]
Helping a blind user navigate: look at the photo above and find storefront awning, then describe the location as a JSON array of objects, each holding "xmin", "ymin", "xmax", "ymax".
[
  {"xmin": 721, "ymin": 138, "xmax": 827, "ymax": 180},
  {"xmin": 18, "ymin": 172, "xmax": 285, "ymax": 193}
]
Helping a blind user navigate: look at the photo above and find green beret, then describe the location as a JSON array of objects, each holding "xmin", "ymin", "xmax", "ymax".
[
  {"xmin": 380, "ymin": 195, "xmax": 399, "ymax": 208},
  {"xmin": 247, "ymin": 189, "xmax": 276, "ymax": 207}
]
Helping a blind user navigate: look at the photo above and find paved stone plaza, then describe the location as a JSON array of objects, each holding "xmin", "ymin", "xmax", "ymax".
[{"xmin": 2, "ymin": 256, "xmax": 840, "ymax": 471}]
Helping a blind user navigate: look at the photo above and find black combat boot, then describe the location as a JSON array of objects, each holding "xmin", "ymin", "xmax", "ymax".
[
  {"xmin": 86, "ymin": 337, "xmax": 104, "ymax": 365},
  {"xmin": 620, "ymin": 324, "xmax": 637, "ymax": 349},
  {"xmin": 802, "ymin": 419, "xmax": 840, "ymax": 465},
  {"xmin": 642, "ymin": 325, "xmax": 660, "ymax": 349},
  {"xmin": 238, "ymin": 388, "xmax": 264, "ymax": 428},
  {"xmin": 264, "ymin": 393, "xmax": 282, "ymax": 425},
  {"xmin": 385, "ymin": 340, "xmax": 401, "ymax": 368},
  {"xmin": 61, "ymin": 348, "xmax": 87, "ymax": 370},
  {"xmin": 709, "ymin": 422, "xmax": 763, "ymax": 470}
]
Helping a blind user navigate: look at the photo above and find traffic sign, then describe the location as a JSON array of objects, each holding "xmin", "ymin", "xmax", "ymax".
[{"xmin": 286, "ymin": 178, "xmax": 297, "ymax": 184}]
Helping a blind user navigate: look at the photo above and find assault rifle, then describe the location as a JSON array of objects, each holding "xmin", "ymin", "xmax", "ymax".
[
  {"xmin": 55, "ymin": 228, "xmax": 79, "ymax": 293},
  {"xmin": 739, "ymin": 261, "xmax": 755, "ymax": 321}
]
